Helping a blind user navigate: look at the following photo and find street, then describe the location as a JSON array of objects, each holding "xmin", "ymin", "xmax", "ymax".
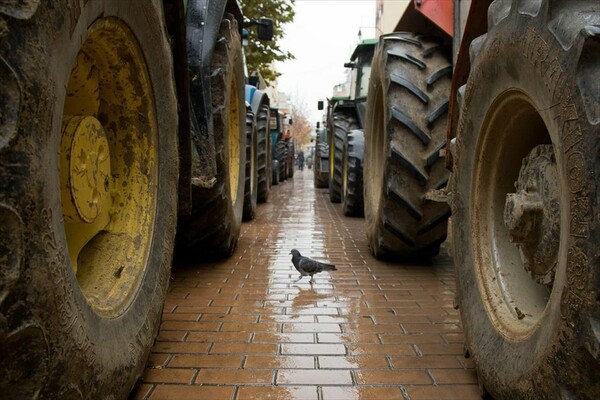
[{"xmin": 131, "ymin": 169, "xmax": 480, "ymax": 400}]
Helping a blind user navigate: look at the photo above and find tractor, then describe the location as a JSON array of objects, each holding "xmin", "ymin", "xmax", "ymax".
[
  {"xmin": 270, "ymin": 107, "xmax": 294, "ymax": 184},
  {"xmin": 364, "ymin": 0, "xmax": 600, "ymax": 398},
  {"xmin": 0, "ymin": 0, "xmax": 272, "ymax": 397},
  {"xmin": 312, "ymin": 120, "xmax": 330, "ymax": 188},
  {"xmin": 319, "ymin": 38, "xmax": 376, "ymax": 216}
]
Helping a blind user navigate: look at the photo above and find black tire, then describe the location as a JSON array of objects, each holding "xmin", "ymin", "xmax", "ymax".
[
  {"xmin": 176, "ymin": 14, "xmax": 246, "ymax": 259},
  {"xmin": 314, "ymin": 130, "xmax": 329, "ymax": 188},
  {"xmin": 329, "ymin": 112, "xmax": 358, "ymax": 203},
  {"xmin": 271, "ymin": 160, "xmax": 280, "ymax": 185},
  {"xmin": 286, "ymin": 140, "xmax": 296, "ymax": 179},
  {"xmin": 275, "ymin": 139, "xmax": 288, "ymax": 182},
  {"xmin": 256, "ymin": 101, "xmax": 271, "ymax": 202},
  {"xmin": 364, "ymin": 33, "xmax": 452, "ymax": 258},
  {"xmin": 451, "ymin": 1, "xmax": 600, "ymax": 398},
  {"xmin": 0, "ymin": 1, "xmax": 178, "ymax": 398},
  {"xmin": 342, "ymin": 129, "xmax": 365, "ymax": 216},
  {"xmin": 242, "ymin": 108, "xmax": 258, "ymax": 221}
]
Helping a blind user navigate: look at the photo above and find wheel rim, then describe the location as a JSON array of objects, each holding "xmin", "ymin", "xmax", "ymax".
[
  {"xmin": 60, "ymin": 18, "xmax": 157, "ymax": 317},
  {"xmin": 229, "ymin": 74, "xmax": 241, "ymax": 204},
  {"xmin": 472, "ymin": 89, "xmax": 560, "ymax": 338}
]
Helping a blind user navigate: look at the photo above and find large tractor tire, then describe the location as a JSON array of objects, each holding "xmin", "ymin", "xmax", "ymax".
[
  {"xmin": 242, "ymin": 108, "xmax": 258, "ymax": 221},
  {"xmin": 329, "ymin": 112, "xmax": 358, "ymax": 203},
  {"xmin": 342, "ymin": 129, "xmax": 365, "ymax": 217},
  {"xmin": 275, "ymin": 139, "xmax": 288, "ymax": 182},
  {"xmin": 364, "ymin": 33, "xmax": 451, "ymax": 258},
  {"xmin": 314, "ymin": 131, "xmax": 329, "ymax": 188},
  {"xmin": 286, "ymin": 140, "xmax": 296, "ymax": 179},
  {"xmin": 451, "ymin": 1, "xmax": 600, "ymax": 398},
  {"xmin": 176, "ymin": 14, "xmax": 246, "ymax": 259},
  {"xmin": 256, "ymin": 101, "xmax": 271, "ymax": 202},
  {"xmin": 271, "ymin": 160, "xmax": 280, "ymax": 186},
  {"xmin": 0, "ymin": 1, "xmax": 178, "ymax": 398}
]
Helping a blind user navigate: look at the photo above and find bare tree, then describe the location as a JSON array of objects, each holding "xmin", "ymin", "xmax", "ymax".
[{"xmin": 290, "ymin": 101, "xmax": 312, "ymax": 150}]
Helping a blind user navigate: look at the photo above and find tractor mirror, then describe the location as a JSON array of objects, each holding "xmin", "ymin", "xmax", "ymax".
[
  {"xmin": 317, "ymin": 100, "xmax": 324, "ymax": 110},
  {"xmin": 257, "ymin": 18, "xmax": 273, "ymax": 41}
]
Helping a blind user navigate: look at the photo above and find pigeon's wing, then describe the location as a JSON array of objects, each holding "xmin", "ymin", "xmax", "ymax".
[
  {"xmin": 298, "ymin": 257, "xmax": 322, "ymax": 274},
  {"xmin": 298, "ymin": 257, "xmax": 336, "ymax": 273}
]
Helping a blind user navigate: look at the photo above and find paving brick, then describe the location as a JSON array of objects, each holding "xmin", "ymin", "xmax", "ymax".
[
  {"xmin": 321, "ymin": 386, "xmax": 405, "ymax": 400},
  {"xmin": 353, "ymin": 369, "xmax": 432, "ymax": 385},
  {"xmin": 390, "ymin": 355, "xmax": 463, "ymax": 369},
  {"xmin": 406, "ymin": 384, "xmax": 481, "ymax": 400},
  {"xmin": 416, "ymin": 343, "xmax": 465, "ymax": 355},
  {"xmin": 318, "ymin": 356, "xmax": 389, "ymax": 369},
  {"xmin": 152, "ymin": 342, "xmax": 209, "ymax": 354},
  {"xmin": 186, "ymin": 331, "xmax": 250, "ymax": 343},
  {"xmin": 195, "ymin": 369, "xmax": 273, "ymax": 384},
  {"xmin": 210, "ymin": 343, "xmax": 277, "ymax": 355},
  {"xmin": 276, "ymin": 369, "xmax": 352, "ymax": 385},
  {"xmin": 430, "ymin": 368, "xmax": 478, "ymax": 384},
  {"xmin": 169, "ymin": 354, "xmax": 242, "ymax": 368},
  {"xmin": 347, "ymin": 344, "xmax": 415, "ymax": 356},
  {"xmin": 252, "ymin": 332, "xmax": 315, "ymax": 343},
  {"xmin": 281, "ymin": 343, "xmax": 346, "ymax": 355},
  {"xmin": 244, "ymin": 355, "xmax": 315, "ymax": 369},
  {"xmin": 317, "ymin": 333, "xmax": 380, "ymax": 344},
  {"xmin": 130, "ymin": 173, "xmax": 479, "ymax": 399},
  {"xmin": 142, "ymin": 368, "xmax": 195, "ymax": 384},
  {"xmin": 149, "ymin": 385, "xmax": 235, "ymax": 400},
  {"xmin": 236, "ymin": 385, "xmax": 318, "ymax": 400}
]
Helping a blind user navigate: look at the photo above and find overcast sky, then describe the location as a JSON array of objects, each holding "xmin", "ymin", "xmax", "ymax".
[{"xmin": 275, "ymin": 0, "xmax": 377, "ymax": 125}]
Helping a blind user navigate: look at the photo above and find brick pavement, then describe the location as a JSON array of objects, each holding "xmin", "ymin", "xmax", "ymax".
[{"xmin": 131, "ymin": 169, "xmax": 480, "ymax": 400}]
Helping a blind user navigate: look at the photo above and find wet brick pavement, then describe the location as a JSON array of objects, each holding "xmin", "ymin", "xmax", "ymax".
[{"xmin": 131, "ymin": 169, "xmax": 480, "ymax": 400}]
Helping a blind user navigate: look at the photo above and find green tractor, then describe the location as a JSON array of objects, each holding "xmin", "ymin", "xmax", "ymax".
[{"xmin": 319, "ymin": 38, "xmax": 376, "ymax": 216}]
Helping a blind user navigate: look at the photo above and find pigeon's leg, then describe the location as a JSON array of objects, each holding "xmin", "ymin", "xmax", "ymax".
[
  {"xmin": 295, "ymin": 275, "xmax": 304, "ymax": 283},
  {"xmin": 309, "ymin": 275, "xmax": 315, "ymax": 284}
]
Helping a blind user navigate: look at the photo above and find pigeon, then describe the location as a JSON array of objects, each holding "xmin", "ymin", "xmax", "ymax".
[{"xmin": 290, "ymin": 249, "xmax": 337, "ymax": 284}]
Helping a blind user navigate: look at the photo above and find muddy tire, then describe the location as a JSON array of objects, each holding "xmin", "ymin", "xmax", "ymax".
[
  {"xmin": 0, "ymin": 1, "xmax": 178, "ymax": 398},
  {"xmin": 256, "ymin": 101, "xmax": 271, "ymax": 202},
  {"xmin": 329, "ymin": 112, "xmax": 358, "ymax": 203},
  {"xmin": 272, "ymin": 160, "xmax": 280, "ymax": 186},
  {"xmin": 275, "ymin": 140, "xmax": 288, "ymax": 182},
  {"xmin": 176, "ymin": 14, "xmax": 246, "ymax": 258},
  {"xmin": 286, "ymin": 140, "xmax": 296, "ymax": 179},
  {"xmin": 314, "ymin": 131, "xmax": 329, "ymax": 188},
  {"xmin": 451, "ymin": 1, "xmax": 600, "ymax": 398},
  {"xmin": 342, "ymin": 129, "xmax": 365, "ymax": 216},
  {"xmin": 364, "ymin": 33, "xmax": 451, "ymax": 258},
  {"xmin": 243, "ymin": 109, "xmax": 258, "ymax": 221}
]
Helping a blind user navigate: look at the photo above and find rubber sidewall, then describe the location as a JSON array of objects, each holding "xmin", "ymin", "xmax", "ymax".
[{"xmin": 452, "ymin": 4, "xmax": 600, "ymax": 398}]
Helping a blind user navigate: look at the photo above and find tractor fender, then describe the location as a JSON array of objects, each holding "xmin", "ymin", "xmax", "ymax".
[
  {"xmin": 248, "ymin": 88, "xmax": 270, "ymax": 115},
  {"xmin": 186, "ymin": 0, "xmax": 243, "ymax": 185}
]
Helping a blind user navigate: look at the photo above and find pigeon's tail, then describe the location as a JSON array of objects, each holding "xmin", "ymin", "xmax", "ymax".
[{"xmin": 321, "ymin": 264, "xmax": 337, "ymax": 271}]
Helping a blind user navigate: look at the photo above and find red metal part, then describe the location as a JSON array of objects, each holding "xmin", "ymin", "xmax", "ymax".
[
  {"xmin": 446, "ymin": 0, "xmax": 492, "ymax": 169},
  {"xmin": 415, "ymin": 0, "xmax": 453, "ymax": 36}
]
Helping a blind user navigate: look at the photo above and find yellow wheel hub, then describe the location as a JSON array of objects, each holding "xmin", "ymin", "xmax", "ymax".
[
  {"xmin": 61, "ymin": 116, "xmax": 111, "ymax": 224},
  {"xmin": 60, "ymin": 18, "xmax": 157, "ymax": 317}
]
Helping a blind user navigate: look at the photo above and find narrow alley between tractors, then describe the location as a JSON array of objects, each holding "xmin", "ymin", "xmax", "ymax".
[{"xmin": 131, "ymin": 170, "xmax": 479, "ymax": 400}]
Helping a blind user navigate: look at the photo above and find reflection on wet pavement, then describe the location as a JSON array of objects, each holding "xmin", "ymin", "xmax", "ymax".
[{"xmin": 132, "ymin": 170, "xmax": 480, "ymax": 400}]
